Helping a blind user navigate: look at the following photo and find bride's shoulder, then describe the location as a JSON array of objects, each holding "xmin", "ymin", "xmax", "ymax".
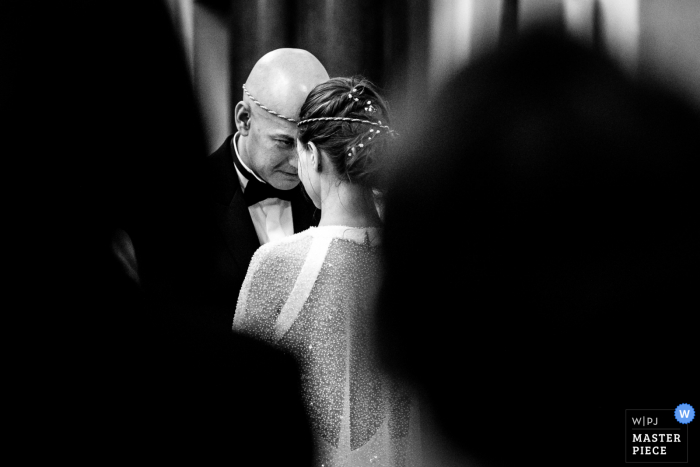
[{"xmin": 252, "ymin": 228, "xmax": 316, "ymax": 264}]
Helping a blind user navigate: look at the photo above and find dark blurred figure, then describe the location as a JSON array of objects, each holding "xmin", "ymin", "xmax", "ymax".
[
  {"xmin": 379, "ymin": 31, "xmax": 698, "ymax": 465},
  {"xmin": 5, "ymin": 1, "xmax": 312, "ymax": 464}
]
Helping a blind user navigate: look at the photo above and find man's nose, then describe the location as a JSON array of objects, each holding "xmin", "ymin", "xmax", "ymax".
[{"xmin": 288, "ymin": 149, "xmax": 299, "ymax": 168}]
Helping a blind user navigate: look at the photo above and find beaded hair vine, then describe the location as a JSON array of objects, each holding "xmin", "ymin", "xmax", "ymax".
[
  {"xmin": 348, "ymin": 86, "xmax": 376, "ymax": 113},
  {"xmin": 297, "ymin": 85, "xmax": 397, "ymax": 158},
  {"xmin": 296, "ymin": 117, "xmax": 396, "ymax": 158},
  {"xmin": 296, "ymin": 116, "xmax": 392, "ymax": 132},
  {"xmin": 242, "ymin": 84, "xmax": 297, "ymax": 123}
]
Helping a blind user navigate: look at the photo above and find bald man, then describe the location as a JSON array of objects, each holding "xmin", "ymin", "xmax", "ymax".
[{"xmin": 205, "ymin": 49, "xmax": 329, "ymax": 320}]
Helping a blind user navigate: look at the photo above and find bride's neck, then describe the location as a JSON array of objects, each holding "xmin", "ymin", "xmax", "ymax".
[{"xmin": 318, "ymin": 179, "xmax": 381, "ymax": 228}]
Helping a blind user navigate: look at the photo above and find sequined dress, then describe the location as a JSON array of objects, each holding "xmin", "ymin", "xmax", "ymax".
[{"xmin": 233, "ymin": 226, "xmax": 421, "ymax": 467}]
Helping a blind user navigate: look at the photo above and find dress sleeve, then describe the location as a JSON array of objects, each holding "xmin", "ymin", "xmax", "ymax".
[{"xmin": 232, "ymin": 244, "xmax": 283, "ymax": 343}]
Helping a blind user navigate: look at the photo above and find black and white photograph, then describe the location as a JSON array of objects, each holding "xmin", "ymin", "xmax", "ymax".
[{"xmin": 4, "ymin": 0, "xmax": 698, "ymax": 465}]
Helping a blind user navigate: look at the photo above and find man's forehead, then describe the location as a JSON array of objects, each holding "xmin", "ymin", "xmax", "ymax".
[
  {"xmin": 245, "ymin": 83, "xmax": 303, "ymax": 125},
  {"xmin": 252, "ymin": 105, "xmax": 298, "ymax": 136}
]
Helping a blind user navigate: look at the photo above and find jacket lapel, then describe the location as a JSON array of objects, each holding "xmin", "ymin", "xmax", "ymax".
[
  {"xmin": 220, "ymin": 189, "xmax": 260, "ymax": 272},
  {"xmin": 208, "ymin": 134, "xmax": 260, "ymax": 272}
]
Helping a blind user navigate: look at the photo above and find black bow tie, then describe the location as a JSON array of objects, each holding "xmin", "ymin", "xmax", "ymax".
[
  {"xmin": 243, "ymin": 177, "xmax": 295, "ymax": 206},
  {"xmin": 232, "ymin": 143, "xmax": 295, "ymax": 206}
]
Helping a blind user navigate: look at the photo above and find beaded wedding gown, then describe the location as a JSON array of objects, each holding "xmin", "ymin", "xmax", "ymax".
[{"xmin": 233, "ymin": 226, "xmax": 421, "ymax": 467}]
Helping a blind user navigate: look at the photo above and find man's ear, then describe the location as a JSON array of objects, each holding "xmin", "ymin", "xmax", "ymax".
[
  {"xmin": 235, "ymin": 101, "xmax": 252, "ymax": 135},
  {"xmin": 308, "ymin": 141, "xmax": 322, "ymax": 172}
]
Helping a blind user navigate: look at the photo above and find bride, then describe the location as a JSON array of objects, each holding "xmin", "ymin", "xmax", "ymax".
[{"xmin": 233, "ymin": 77, "xmax": 420, "ymax": 466}]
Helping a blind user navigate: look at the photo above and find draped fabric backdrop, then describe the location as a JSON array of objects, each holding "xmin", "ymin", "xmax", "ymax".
[
  {"xmin": 182, "ymin": 0, "xmax": 427, "ymax": 151},
  {"xmin": 168, "ymin": 0, "xmax": 700, "ymax": 152}
]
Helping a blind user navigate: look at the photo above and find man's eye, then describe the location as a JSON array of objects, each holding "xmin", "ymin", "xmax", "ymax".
[{"xmin": 277, "ymin": 139, "xmax": 293, "ymax": 148}]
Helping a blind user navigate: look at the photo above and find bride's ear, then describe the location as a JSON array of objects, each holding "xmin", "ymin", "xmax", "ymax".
[{"xmin": 308, "ymin": 141, "xmax": 322, "ymax": 172}]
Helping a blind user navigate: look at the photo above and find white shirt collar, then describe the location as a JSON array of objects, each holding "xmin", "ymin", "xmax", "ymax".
[{"xmin": 232, "ymin": 132, "xmax": 267, "ymax": 190}]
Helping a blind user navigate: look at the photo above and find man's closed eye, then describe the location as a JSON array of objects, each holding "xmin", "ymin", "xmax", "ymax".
[{"xmin": 276, "ymin": 139, "xmax": 294, "ymax": 148}]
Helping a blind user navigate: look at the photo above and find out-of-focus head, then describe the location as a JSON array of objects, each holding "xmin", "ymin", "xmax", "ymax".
[
  {"xmin": 378, "ymin": 31, "xmax": 699, "ymax": 463},
  {"xmin": 296, "ymin": 76, "xmax": 394, "ymax": 207},
  {"xmin": 235, "ymin": 48, "xmax": 329, "ymax": 190}
]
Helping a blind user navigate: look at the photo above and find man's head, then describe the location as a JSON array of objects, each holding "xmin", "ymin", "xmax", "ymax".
[{"xmin": 235, "ymin": 48, "xmax": 329, "ymax": 190}]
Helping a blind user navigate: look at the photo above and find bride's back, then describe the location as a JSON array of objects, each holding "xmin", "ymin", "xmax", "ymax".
[{"xmin": 235, "ymin": 226, "xmax": 419, "ymax": 466}]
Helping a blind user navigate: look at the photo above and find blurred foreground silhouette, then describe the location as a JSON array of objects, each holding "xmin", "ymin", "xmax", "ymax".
[
  {"xmin": 379, "ymin": 30, "xmax": 699, "ymax": 466},
  {"xmin": 5, "ymin": 2, "xmax": 312, "ymax": 464}
]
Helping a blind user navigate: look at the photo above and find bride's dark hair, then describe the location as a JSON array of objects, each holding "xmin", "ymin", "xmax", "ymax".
[{"xmin": 297, "ymin": 76, "xmax": 394, "ymax": 191}]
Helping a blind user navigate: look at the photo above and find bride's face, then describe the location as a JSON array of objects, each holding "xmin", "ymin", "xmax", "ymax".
[{"xmin": 296, "ymin": 139, "xmax": 322, "ymax": 209}]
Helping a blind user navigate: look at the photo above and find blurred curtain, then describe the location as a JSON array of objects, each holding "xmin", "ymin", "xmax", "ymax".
[
  {"xmin": 178, "ymin": 0, "xmax": 700, "ymax": 150},
  {"xmin": 227, "ymin": 0, "xmax": 423, "ymax": 127},
  {"xmin": 639, "ymin": 0, "xmax": 700, "ymax": 105},
  {"xmin": 180, "ymin": 0, "xmax": 426, "ymax": 149}
]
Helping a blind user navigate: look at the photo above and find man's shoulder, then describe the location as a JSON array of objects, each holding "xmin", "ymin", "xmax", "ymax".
[
  {"xmin": 206, "ymin": 134, "xmax": 239, "ymax": 204},
  {"xmin": 206, "ymin": 134, "xmax": 234, "ymax": 168}
]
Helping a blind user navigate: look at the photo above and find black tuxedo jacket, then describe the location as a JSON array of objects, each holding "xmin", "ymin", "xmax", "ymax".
[{"xmin": 203, "ymin": 134, "xmax": 319, "ymax": 324}]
